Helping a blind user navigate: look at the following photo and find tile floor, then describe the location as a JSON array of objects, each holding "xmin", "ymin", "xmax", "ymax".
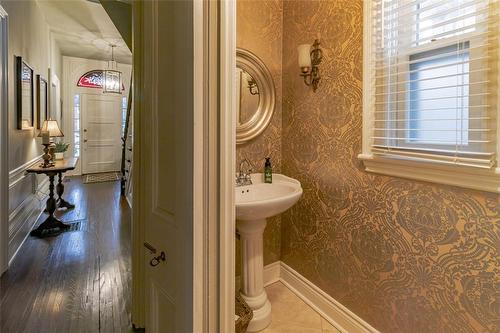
[{"xmin": 260, "ymin": 282, "xmax": 341, "ymax": 333}]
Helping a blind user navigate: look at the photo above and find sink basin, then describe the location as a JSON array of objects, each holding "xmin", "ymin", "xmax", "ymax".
[
  {"xmin": 235, "ymin": 173, "xmax": 302, "ymax": 332},
  {"xmin": 235, "ymin": 173, "xmax": 302, "ymax": 220}
]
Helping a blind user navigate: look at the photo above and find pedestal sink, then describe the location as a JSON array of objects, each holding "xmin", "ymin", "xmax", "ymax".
[{"xmin": 236, "ymin": 173, "xmax": 302, "ymax": 332}]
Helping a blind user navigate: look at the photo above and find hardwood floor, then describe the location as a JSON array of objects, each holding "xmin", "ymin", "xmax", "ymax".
[{"xmin": 1, "ymin": 177, "xmax": 134, "ymax": 333}]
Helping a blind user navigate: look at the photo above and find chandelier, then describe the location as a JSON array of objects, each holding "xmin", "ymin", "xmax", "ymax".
[{"xmin": 103, "ymin": 44, "xmax": 122, "ymax": 94}]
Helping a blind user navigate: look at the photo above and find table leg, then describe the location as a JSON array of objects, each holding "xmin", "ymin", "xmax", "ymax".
[
  {"xmin": 30, "ymin": 175, "xmax": 70, "ymax": 237},
  {"xmin": 56, "ymin": 172, "xmax": 75, "ymax": 210}
]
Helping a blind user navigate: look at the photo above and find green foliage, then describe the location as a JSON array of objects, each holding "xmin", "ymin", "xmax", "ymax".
[{"xmin": 54, "ymin": 142, "xmax": 70, "ymax": 153}]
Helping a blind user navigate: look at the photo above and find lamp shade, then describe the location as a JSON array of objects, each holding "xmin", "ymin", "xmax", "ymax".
[
  {"xmin": 297, "ymin": 44, "xmax": 312, "ymax": 68},
  {"xmin": 38, "ymin": 119, "xmax": 64, "ymax": 137}
]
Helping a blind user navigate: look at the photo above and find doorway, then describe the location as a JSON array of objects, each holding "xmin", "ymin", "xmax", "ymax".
[
  {"xmin": 1, "ymin": 1, "xmax": 135, "ymax": 331},
  {"xmin": 81, "ymin": 93, "xmax": 122, "ymax": 174},
  {"xmin": 65, "ymin": 56, "xmax": 132, "ymax": 177}
]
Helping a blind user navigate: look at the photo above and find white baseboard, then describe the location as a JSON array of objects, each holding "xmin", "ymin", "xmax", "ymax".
[
  {"xmin": 263, "ymin": 260, "xmax": 281, "ymax": 286},
  {"xmin": 279, "ymin": 262, "xmax": 379, "ymax": 333},
  {"xmin": 235, "ymin": 260, "xmax": 281, "ymax": 293},
  {"xmin": 236, "ymin": 261, "xmax": 379, "ymax": 333}
]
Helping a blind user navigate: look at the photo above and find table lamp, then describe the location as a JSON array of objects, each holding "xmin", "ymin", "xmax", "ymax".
[{"xmin": 38, "ymin": 119, "xmax": 64, "ymax": 168}]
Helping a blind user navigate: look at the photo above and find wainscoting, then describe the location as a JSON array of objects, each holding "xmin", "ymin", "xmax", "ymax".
[
  {"xmin": 7, "ymin": 155, "xmax": 47, "ymax": 265},
  {"xmin": 237, "ymin": 261, "xmax": 380, "ymax": 333}
]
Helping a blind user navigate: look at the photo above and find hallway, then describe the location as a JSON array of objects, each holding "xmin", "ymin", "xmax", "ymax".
[{"xmin": 1, "ymin": 178, "xmax": 132, "ymax": 332}]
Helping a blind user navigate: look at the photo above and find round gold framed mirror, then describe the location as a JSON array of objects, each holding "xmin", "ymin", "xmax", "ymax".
[{"xmin": 236, "ymin": 48, "xmax": 275, "ymax": 145}]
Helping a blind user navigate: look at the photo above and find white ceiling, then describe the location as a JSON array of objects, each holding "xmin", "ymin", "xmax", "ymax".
[{"xmin": 37, "ymin": 0, "xmax": 132, "ymax": 64}]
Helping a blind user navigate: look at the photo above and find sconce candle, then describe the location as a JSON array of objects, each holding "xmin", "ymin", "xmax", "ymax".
[
  {"xmin": 297, "ymin": 44, "xmax": 312, "ymax": 70},
  {"xmin": 298, "ymin": 39, "xmax": 323, "ymax": 92}
]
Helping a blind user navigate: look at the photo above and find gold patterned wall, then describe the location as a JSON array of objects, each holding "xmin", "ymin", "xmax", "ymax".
[
  {"xmin": 280, "ymin": 1, "xmax": 500, "ymax": 333},
  {"xmin": 236, "ymin": 0, "xmax": 283, "ymax": 267}
]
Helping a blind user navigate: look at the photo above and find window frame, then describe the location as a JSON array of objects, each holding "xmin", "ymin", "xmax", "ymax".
[
  {"xmin": 73, "ymin": 94, "xmax": 81, "ymax": 158},
  {"xmin": 402, "ymin": 42, "xmax": 471, "ymax": 150},
  {"xmin": 359, "ymin": 0, "xmax": 500, "ymax": 193}
]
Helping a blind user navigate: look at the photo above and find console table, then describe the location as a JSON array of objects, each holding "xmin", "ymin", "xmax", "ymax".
[{"xmin": 26, "ymin": 157, "xmax": 78, "ymax": 237}]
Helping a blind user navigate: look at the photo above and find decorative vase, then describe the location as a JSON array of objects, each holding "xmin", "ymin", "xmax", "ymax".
[{"xmin": 55, "ymin": 152, "xmax": 64, "ymax": 160}]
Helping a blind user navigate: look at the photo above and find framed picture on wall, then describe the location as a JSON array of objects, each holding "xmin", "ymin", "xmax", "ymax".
[
  {"xmin": 37, "ymin": 75, "xmax": 48, "ymax": 129},
  {"xmin": 16, "ymin": 56, "xmax": 34, "ymax": 130}
]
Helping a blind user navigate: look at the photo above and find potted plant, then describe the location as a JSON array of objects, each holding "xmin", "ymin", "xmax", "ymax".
[{"xmin": 54, "ymin": 142, "xmax": 70, "ymax": 160}]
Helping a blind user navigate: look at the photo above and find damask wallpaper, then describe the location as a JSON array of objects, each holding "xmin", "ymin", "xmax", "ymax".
[
  {"xmin": 236, "ymin": 0, "xmax": 283, "ymax": 267},
  {"xmin": 280, "ymin": 1, "xmax": 500, "ymax": 333}
]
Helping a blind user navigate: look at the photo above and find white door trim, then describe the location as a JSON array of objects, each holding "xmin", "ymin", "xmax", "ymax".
[
  {"xmin": 219, "ymin": 0, "xmax": 237, "ymax": 331},
  {"xmin": 131, "ymin": 0, "xmax": 145, "ymax": 327},
  {"xmin": 0, "ymin": 5, "xmax": 8, "ymax": 275},
  {"xmin": 193, "ymin": 0, "xmax": 205, "ymax": 331}
]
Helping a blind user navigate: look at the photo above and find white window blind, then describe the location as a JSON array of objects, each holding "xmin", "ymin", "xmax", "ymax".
[{"xmin": 371, "ymin": 0, "xmax": 498, "ymax": 168}]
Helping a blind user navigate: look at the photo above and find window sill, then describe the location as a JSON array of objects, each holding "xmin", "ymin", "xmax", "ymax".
[{"xmin": 358, "ymin": 153, "xmax": 500, "ymax": 193}]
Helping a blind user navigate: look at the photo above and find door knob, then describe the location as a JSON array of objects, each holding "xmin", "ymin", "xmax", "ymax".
[
  {"xmin": 84, "ymin": 129, "xmax": 88, "ymax": 132},
  {"xmin": 84, "ymin": 139, "xmax": 88, "ymax": 143}
]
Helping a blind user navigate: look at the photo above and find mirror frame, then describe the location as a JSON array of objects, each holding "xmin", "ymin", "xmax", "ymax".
[
  {"xmin": 16, "ymin": 56, "xmax": 34, "ymax": 130},
  {"xmin": 236, "ymin": 48, "xmax": 275, "ymax": 145}
]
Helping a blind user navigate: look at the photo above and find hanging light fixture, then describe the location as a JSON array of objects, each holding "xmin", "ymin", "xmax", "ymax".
[{"xmin": 103, "ymin": 44, "xmax": 122, "ymax": 94}]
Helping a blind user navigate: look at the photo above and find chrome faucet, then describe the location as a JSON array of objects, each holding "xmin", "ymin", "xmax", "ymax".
[{"xmin": 236, "ymin": 158, "xmax": 253, "ymax": 187}]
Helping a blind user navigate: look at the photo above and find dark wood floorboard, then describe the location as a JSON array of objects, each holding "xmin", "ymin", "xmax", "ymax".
[{"xmin": 1, "ymin": 177, "xmax": 133, "ymax": 333}]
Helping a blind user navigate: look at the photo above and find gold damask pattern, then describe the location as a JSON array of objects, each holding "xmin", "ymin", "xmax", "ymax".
[
  {"xmin": 280, "ymin": 1, "xmax": 500, "ymax": 333},
  {"xmin": 236, "ymin": 0, "xmax": 283, "ymax": 266}
]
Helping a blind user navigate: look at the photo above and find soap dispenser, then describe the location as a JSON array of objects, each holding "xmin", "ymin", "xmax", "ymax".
[{"xmin": 264, "ymin": 157, "xmax": 272, "ymax": 183}]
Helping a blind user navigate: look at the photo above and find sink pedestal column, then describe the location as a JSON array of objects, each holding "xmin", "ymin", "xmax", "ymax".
[{"xmin": 237, "ymin": 218, "xmax": 271, "ymax": 332}]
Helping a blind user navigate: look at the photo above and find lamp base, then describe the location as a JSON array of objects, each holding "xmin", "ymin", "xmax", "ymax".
[{"xmin": 40, "ymin": 143, "xmax": 55, "ymax": 168}]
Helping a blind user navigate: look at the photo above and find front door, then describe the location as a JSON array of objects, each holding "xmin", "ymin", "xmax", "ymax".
[{"xmin": 81, "ymin": 93, "xmax": 122, "ymax": 174}]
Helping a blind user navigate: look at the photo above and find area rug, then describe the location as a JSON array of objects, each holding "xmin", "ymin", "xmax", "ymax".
[
  {"xmin": 32, "ymin": 220, "xmax": 85, "ymax": 238},
  {"xmin": 83, "ymin": 172, "xmax": 121, "ymax": 184}
]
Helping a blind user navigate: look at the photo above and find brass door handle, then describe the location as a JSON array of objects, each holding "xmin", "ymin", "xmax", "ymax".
[
  {"xmin": 84, "ymin": 139, "xmax": 88, "ymax": 143},
  {"xmin": 144, "ymin": 242, "xmax": 157, "ymax": 253},
  {"xmin": 150, "ymin": 251, "xmax": 166, "ymax": 267},
  {"xmin": 144, "ymin": 242, "xmax": 166, "ymax": 267}
]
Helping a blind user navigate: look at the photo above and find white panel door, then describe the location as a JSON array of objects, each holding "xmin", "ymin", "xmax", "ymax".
[
  {"xmin": 81, "ymin": 94, "xmax": 122, "ymax": 174},
  {"xmin": 136, "ymin": 0, "xmax": 199, "ymax": 332}
]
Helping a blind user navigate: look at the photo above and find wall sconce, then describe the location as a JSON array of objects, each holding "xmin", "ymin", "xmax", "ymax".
[{"xmin": 297, "ymin": 39, "xmax": 322, "ymax": 92}]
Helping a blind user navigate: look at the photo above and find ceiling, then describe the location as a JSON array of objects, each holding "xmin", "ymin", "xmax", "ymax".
[{"xmin": 37, "ymin": 0, "xmax": 132, "ymax": 64}]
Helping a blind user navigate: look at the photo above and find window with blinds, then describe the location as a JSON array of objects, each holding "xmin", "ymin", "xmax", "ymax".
[{"xmin": 370, "ymin": 0, "xmax": 498, "ymax": 169}]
